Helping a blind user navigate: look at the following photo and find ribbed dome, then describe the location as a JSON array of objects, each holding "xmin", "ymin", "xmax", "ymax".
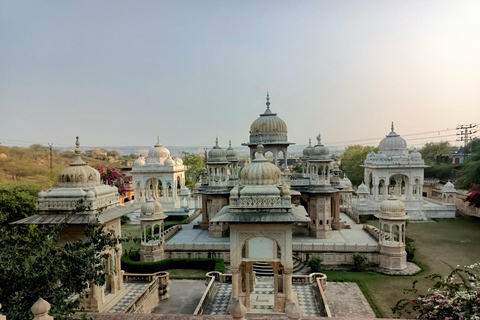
[
  {"xmin": 241, "ymin": 143, "xmax": 281, "ymax": 185},
  {"xmin": 357, "ymin": 182, "xmax": 369, "ymax": 194},
  {"xmin": 133, "ymin": 156, "xmax": 146, "ymax": 167},
  {"xmin": 249, "ymin": 93, "xmax": 288, "ymax": 143},
  {"xmin": 58, "ymin": 137, "xmax": 101, "ymax": 188},
  {"xmin": 310, "ymin": 134, "xmax": 330, "ymax": 158},
  {"xmin": 145, "ymin": 139, "xmax": 170, "ymax": 165},
  {"xmin": 226, "ymin": 140, "xmax": 238, "ymax": 162},
  {"xmin": 366, "ymin": 150, "xmax": 376, "ymax": 161},
  {"xmin": 303, "ymin": 139, "xmax": 314, "ymax": 156},
  {"xmin": 174, "ymin": 157, "xmax": 183, "ymax": 165},
  {"xmin": 208, "ymin": 138, "xmax": 228, "ymax": 163},
  {"xmin": 141, "ymin": 198, "xmax": 163, "ymax": 216},
  {"xmin": 379, "ymin": 195, "xmax": 406, "ymax": 218},
  {"xmin": 379, "ymin": 123, "xmax": 407, "ymax": 154}
]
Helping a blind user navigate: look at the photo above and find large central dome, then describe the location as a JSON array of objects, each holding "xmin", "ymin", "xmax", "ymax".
[
  {"xmin": 249, "ymin": 93, "xmax": 288, "ymax": 144},
  {"xmin": 378, "ymin": 122, "xmax": 408, "ymax": 156}
]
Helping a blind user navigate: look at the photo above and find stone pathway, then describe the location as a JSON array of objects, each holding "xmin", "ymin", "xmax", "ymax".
[
  {"xmin": 105, "ymin": 282, "xmax": 149, "ymax": 312},
  {"xmin": 151, "ymin": 280, "xmax": 206, "ymax": 314},
  {"xmin": 325, "ymin": 282, "xmax": 376, "ymax": 318},
  {"xmin": 204, "ymin": 277, "xmax": 322, "ymax": 316}
]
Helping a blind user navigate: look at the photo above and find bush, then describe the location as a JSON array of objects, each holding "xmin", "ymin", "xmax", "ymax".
[
  {"xmin": 306, "ymin": 256, "xmax": 323, "ymax": 272},
  {"xmin": 405, "ymin": 236, "xmax": 416, "ymax": 261},
  {"xmin": 351, "ymin": 253, "xmax": 368, "ymax": 272},
  {"xmin": 359, "ymin": 214, "xmax": 376, "ymax": 224},
  {"xmin": 121, "ymin": 251, "xmax": 225, "ymax": 274},
  {"xmin": 121, "ymin": 215, "xmax": 130, "ymax": 225}
]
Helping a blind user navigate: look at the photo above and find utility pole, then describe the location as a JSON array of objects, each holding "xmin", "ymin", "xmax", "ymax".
[
  {"xmin": 48, "ymin": 143, "xmax": 53, "ymax": 180},
  {"xmin": 456, "ymin": 124, "xmax": 477, "ymax": 162}
]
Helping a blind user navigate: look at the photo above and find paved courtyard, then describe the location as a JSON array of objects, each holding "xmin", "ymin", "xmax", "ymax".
[
  {"xmin": 167, "ymin": 213, "xmax": 377, "ymax": 247},
  {"xmin": 325, "ymin": 282, "xmax": 376, "ymax": 318}
]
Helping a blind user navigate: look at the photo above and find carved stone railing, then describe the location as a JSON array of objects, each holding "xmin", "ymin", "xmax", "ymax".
[
  {"xmin": 123, "ymin": 272, "xmax": 169, "ymax": 313},
  {"xmin": 316, "ymin": 277, "xmax": 332, "ymax": 317},
  {"xmin": 165, "ymin": 243, "xmax": 230, "ymax": 251},
  {"xmin": 422, "ymin": 196, "xmax": 445, "ymax": 206},
  {"xmin": 162, "ymin": 225, "xmax": 182, "ymax": 241},
  {"xmin": 193, "ymin": 272, "xmax": 218, "ymax": 315},
  {"xmin": 292, "ymin": 243, "xmax": 379, "ymax": 252},
  {"xmin": 363, "ymin": 224, "xmax": 380, "ymax": 241},
  {"xmin": 342, "ymin": 206, "xmax": 359, "ymax": 224}
]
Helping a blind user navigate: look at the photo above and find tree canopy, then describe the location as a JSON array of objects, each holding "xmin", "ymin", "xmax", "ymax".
[
  {"xmin": 181, "ymin": 151, "xmax": 204, "ymax": 189},
  {"xmin": 457, "ymin": 138, "xmax": 480, "ymax": 189},
  {"xmin": 339, "ymin": 145, "xmax": 378, "ymax": 187},
  {"xmin": 419, "ymin": 141, "xmax": 451, "ymax": 165},
  {"xmin": 0, "ymin": 187, "xmax": 124, "ymax": 320}
]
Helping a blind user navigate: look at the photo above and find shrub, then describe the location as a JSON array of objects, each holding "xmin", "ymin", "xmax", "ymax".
[
  {"xmin": 359, "ymin": 214, "xmax": 376, "ymax": 224},
  {"xmin": 351, "ymin": 253, "xmax": 368, "ymax": 272},
  {"xmin": 121, "ymin": 251, "xmax": 225, "ymax": 274},
  {"xmin": 306, "ymin": 256, "xmax": 323, "ymax": 272},
  {"xmin": 405, "ymin": 236, "xmax": 416, "ymax": 261}
]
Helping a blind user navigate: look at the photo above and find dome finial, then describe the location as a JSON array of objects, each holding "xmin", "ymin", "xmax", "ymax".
[
  {"xmin": 215, "ymin": 136, "xmax": 219, "ymax": 148},
  {"xmin": 257, "ymin": 133, "xmax": 264, "ymax": 154},
  {"xmin": 157, "ymin": 135, "xmax": 160, "ymax": 144},
  {"xmin": 75, "ymin": 136, "xmax": 81, "ymax": 155},
  {"xmin": 229, "ymin": 140, "xmax": 232, "ymax": 148},
  {"xmin": 391, "ymin": 122, "xmax": 394, "ymax": 132},
  {"xmin": 316, "ymin": 133, "xmax": 322, "ymax": 145},
  {"xmin": 266, "ymin": 92, "xmax": 270, "ymax": 109}
]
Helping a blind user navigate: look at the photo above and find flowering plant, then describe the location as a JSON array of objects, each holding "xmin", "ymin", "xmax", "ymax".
[
  {"xmin": 393, "ymin": 263, "xmax": 480, "ymax": 319},
  {"xmin": 92, "ymin": 164, "xmax": 127, "ymax": 196},
  {"xmin": 465, "ymin": 184, "xmax": 480, "ymax": 208}
]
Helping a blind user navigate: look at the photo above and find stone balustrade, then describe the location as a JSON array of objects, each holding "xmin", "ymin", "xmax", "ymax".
[
  {"xmin": 123, "ymin": 272, "xmax": 170, "ymax": 313},
  {"xmin": 292, "ymin": 243, "xmax": 378, "ymax": 252}
]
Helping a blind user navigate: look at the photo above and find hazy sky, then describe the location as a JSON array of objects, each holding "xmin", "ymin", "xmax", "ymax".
[{"xmin": 1, "ymin": 0, "xmax": 479, "ymax": 150}]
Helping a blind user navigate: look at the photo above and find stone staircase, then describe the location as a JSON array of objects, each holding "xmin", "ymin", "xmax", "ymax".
[{"xmin": 252, "ymin": 256, "xmax": 306, "ymax": 276}]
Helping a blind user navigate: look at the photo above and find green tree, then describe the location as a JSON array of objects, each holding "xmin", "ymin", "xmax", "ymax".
[
  {"xmin": 0, "ymin": 186, "xmax": 38, "ymax": 226},
  {"xmin": 457, "ymin": 138, "xmax": 480, "ymax": 189},
  {"xmin": 339, "ymin": 145, "xmax": 378, "ymax": 187},
  {"xmin": 419, "ymin": 141, "xmax": 451, "ymax": 165},
  {"xmin": 291, "ymin": 163, "xmax": 303, "ymax": 174},
  {"xmin": 182, "ymin": 152, "xmax": 204, "ymax": 189},
  {"xmin": 424, "ymin": 163, "xmax": 457, "ymax": 181},
  {"xmin": 0, "ymin": 192, "xmax": 123, "ymax": 320},
  {"xmin": 106, "ymin": 150, "xmax": 120, "ymax": 158}
]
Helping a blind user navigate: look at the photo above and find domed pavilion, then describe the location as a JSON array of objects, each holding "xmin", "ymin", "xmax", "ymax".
[{"xmin": 242, "ymin": 93, "xmax": 294, "ymax": 169}]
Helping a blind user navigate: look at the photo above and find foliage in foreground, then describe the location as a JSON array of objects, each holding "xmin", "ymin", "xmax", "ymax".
[
  {"xmin": 0, "ymin": 221, "xmax": 121, "ymax": 320},
  {"xmin": 393, "ymin": 262, "xmax": 480, "ymax": 319},
  {"xmin": 465, "ymin": 184, "xmax": 480, "ymax": 208},
  {"xmin": 92, "ymin": 164, "xmax": 127, "ymax": 196},
  {"xmin": 306, "ymin": 256, "xmax": 323, "ymax": 272}
]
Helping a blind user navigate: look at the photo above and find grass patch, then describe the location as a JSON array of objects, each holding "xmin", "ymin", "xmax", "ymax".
[
  {"xmin": 341, "ymin": 215, "xmax": 480, "ymax": 318},
  {"xmin": 167, "ymin": 269, "xmax": 210, "ymax": 279}
]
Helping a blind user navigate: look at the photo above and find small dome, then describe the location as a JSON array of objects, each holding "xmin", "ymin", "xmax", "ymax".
[
  {"xmin": 208, "ymin": 138, "xmax": 228, "ymax": 163},
  {"xmin": 357, "ymin": 182, "xmax": 369, "ymax": 194},
  {"xmin": 341, "ymin": 175, "xmax": 352, "ymax": 189},
  {"xmin": 311, "ymin": 134, "xmax": 330, "ymax": 157},
  {"xmin": 443, "ymin": 181, "xmax": 456, "ymax": 193},
  {"xmin": 379, "ymin": 122, "xmax": 407, "ymax": 154},
  {"xmin": 281, "ymin": 182, "xmax": 291, "ymax": 196},
  {"xmin": 302, "ymin": 139, "xmax": 314, "ymax": 157},
  {"xmin": 133, "ymin": 156, "xmax": 145, "ymax": 167},
  {"xmin": 145, "ymin": 139, "xmax": 170, "ymax": 165},
  {"xmin": 174, "ymin": 157, "xmax": 183, "ymax": 165},
  {"xmin": 366, "ymin": 150, "xmax": 376, "ymax": 161},
  {"xmin": 379, "ymin": 195, "xmax": 406, "ymax": 217},
  {"xmin": 38, "ymin": 190, "xmax": 48, "ymax": 198},
  {"xmin": 180, "ymin": 185, "xmax": 190, "ymax": 196},
  {"xmin": 226, "ymin": 140, "xmax": 238, "ymax": 162},
  {"xmin": 241, "ymin": 143, "xmax": 281, "ymax": 185},
  {"xmin": 141, "ymin": 198, "xmax": 163, "ymax": 215},
  {"xmin": 230, "ymin": 185, "xmax": 240, "ymax": 197},
  {"xmin": 164, "ymin": 156, "xmax": 176, "ymax": 166},
  {"xmin": 409, "ymin": 148, "xmax": 422, "ymax": 160},
  {"xmin": 58, "ymin": 137, "xmax": 101, "ymax": 188},
  {"xmin": 249, "ymin": 93, "xmax": 288, "ymax": 144},
  {"xmin": 375, "ymin": 152, "xmax": 387, "ymax": 160}
]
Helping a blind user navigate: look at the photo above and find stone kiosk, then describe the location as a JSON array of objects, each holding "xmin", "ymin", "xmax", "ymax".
[
  {"xmin": 140, "ymin": 198, "xmax": 167, "ymax": 262},
  {"xmin": 212, "ymin": 142, "xmax": 309, "ymax": 314}
]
